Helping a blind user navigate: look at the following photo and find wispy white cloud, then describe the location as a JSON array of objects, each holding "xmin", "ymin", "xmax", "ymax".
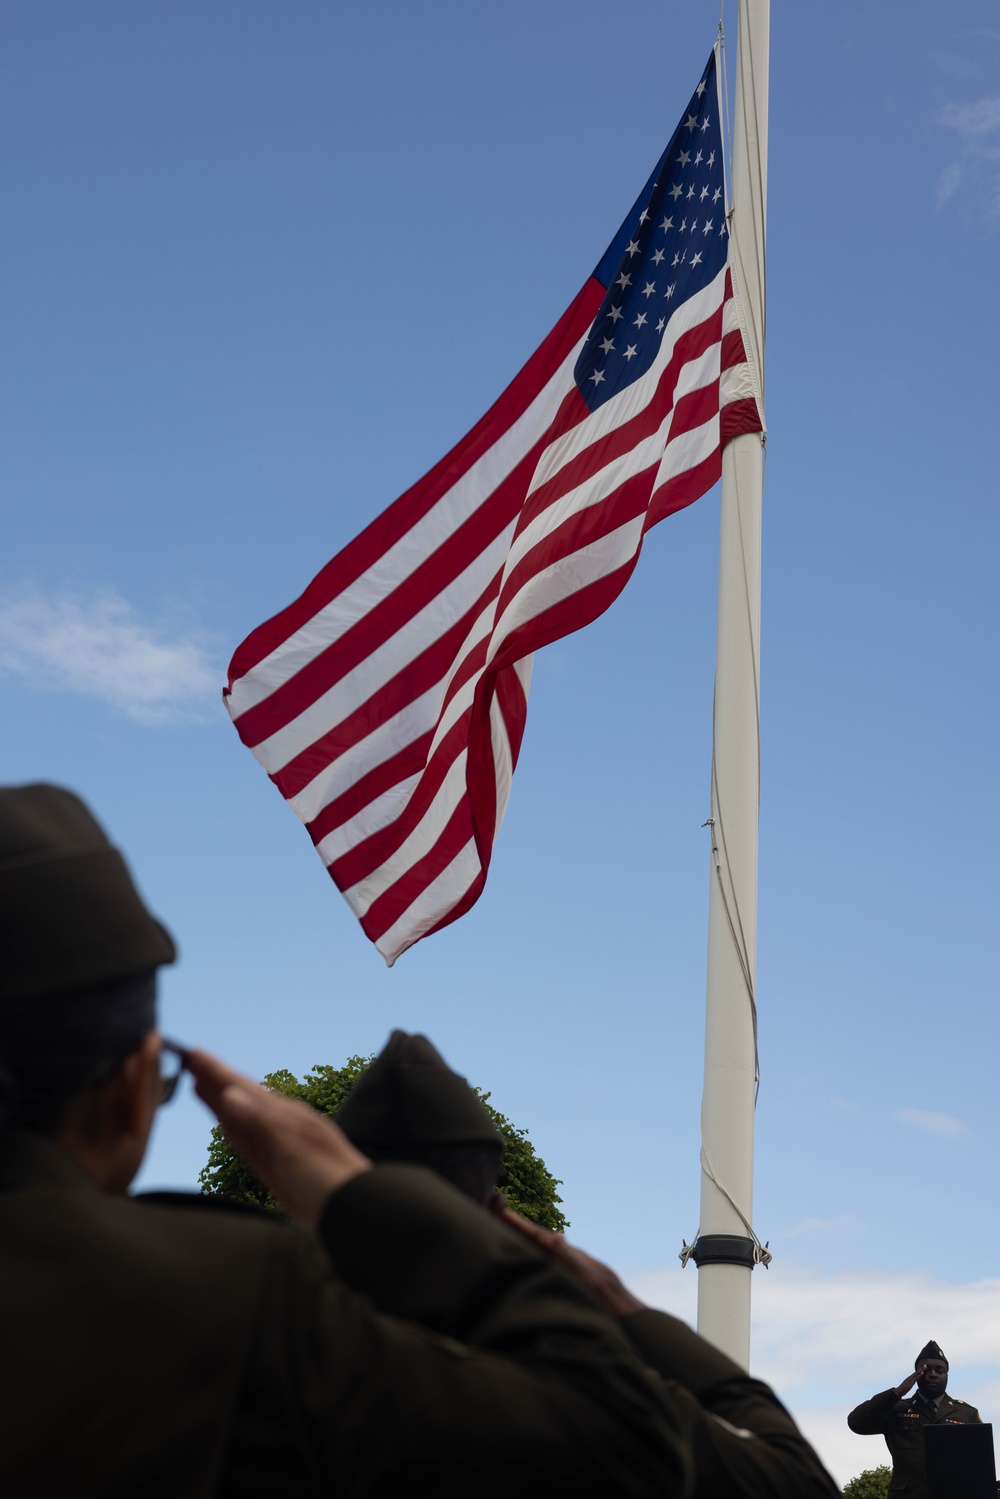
[
  {"xmin": 893, "ymin": 1106, "xmax": 967, "ymax": 1138},
  {"xmin": 784, "ymin": 1213, "xmax": 858, "ymax": 1239},
  {"xmin": 940, "ymin": 97, "xmax": 1000, "ymax": 137},
  {"xmin": 627, "ymin": 1260, "xmax": 1000, "ymax": 1486},
  {"xmin": 0, "ymin": 587, "xmax": 219, "ymax": 724},
  {"xmin": 936, "ymin": 159, "xmax": 967, "ymax": 207},
  {"xmin": 936, "ymin": 95, "xmax": 1000, "ymax": 214}
]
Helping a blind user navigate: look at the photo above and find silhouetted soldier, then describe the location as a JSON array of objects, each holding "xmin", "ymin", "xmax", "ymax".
[
  {"xmin": 335, "ymin": 1027, "xmax": 505, "ymax": 1202},
  {"xmin": 0, "ymin": 782, "xmax": 725, "ymax": 1499},
  {"xmin": 337, "ymin": 1028, "xmax": 841, "ymax": 1499}
]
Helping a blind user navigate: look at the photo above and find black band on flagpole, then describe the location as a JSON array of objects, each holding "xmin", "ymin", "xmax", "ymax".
[{"xmin": 690, "ymin": 1233, "xmax": 757, "ymax": 1269}]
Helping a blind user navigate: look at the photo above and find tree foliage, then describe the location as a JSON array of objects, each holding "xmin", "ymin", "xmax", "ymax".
[
  {"xmin": 477, "ymin": 1090, "xmax": 567, "ymax": 1230},
  {"xmin": 843, "ymin": 1466, "xmax": 891, "ymax": 1499},
  {"xmin": 199, "ymin": 1056, "xmax": 568, "ymax": 1229},
  {"xmin": 199, "ymin": 1057, "xmax": 372, "ymax": 1215}
]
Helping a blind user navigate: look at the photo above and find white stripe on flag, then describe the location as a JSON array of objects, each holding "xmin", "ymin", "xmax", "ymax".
[
  {"xmin": 287, "ymin": 680, "xmax": 445, "ymax": 823},
  {"xmin": 251, "ymin": 526, "xmax": 515, "ymax": 775},
  {"xmin": 375, "ymin": 838, "xmax": 482, "ymax": 964},
  {"xmin": 528, "ymin": 268, "xmax": 727, "ymax": 496},
  {"xmin": 345, "ymin": 750, "xmax": 470, "ymax": 919},
  {"xmin": 227, "ymin": 340, "xmax": 586, "ymax": 719},
  {"xmin": 489, "ymin": 514, "xmax": 648, "ymax": 658},
  {"xmin": 315, "ymin": 772, "xmax": 421, "ymax": 868}
]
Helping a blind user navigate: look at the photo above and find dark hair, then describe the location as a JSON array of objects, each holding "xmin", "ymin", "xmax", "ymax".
[
  {"xmin": 363, "ymin": 1140, "xmax": 503, "ymax": 1205},
  {"xmin": 0, "ymin": 971, "xmax": 157, "ymax": 1135}
]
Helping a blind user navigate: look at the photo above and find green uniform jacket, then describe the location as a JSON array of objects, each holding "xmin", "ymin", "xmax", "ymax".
[
  {"xmin": 847, "ymin": 1387, "xmax": 983, "ymax": 1499},
  {"xmin": 0, "ymin": 1132, "xmax": 698, "ymax": 1499},
  {"xmin": 622, "ymin": 1307, "xmax": 840, "ymax": 1499}
]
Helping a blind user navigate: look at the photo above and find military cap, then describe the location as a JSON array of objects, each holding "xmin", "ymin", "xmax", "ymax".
[
  {"xmin": 335, "ymin": 1030, "xmax": 502, "ymax": 1149},
  {"xmin": 916, "ymin": 1340, "xmax": 948, "ymax": 1368},
  {"xmin": 0, "ymin": 784, "xmax": 176, "ymax": 1002}
]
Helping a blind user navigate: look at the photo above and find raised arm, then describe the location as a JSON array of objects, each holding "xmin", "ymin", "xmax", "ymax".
[
  {"xmin": 499, "ymin": 1209, "xmax": 840, "ymax": 1499},
  {"xmin": 847, "ymin": 1387, "xmax": 904, "ymax": 1433}
]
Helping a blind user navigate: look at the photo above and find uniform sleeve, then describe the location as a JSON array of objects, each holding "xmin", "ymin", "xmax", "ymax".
[
  {"xmin": 847, "ymin": 1388, "xmax": 900, "ymax": 1433},
  {"xmin": 619, "ymin": 1307, "xmax": 840, "ymax": 1499},
  {"xmin": 223, "ymin": 1165, "xmax": 698, "ymax": 1499}
]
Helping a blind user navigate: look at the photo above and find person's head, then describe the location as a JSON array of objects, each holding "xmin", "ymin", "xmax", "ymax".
[
  {"xmin": 0, "ymin": 784, "xmax": 177, "ymax": 1188},
  {"xmin": 335, "ymin": 1030, "xmax": 503, "ymax": 1205},
  {"xmin": 915, "ymin": 1341, "xmax": 949, "ymax": 1398}
]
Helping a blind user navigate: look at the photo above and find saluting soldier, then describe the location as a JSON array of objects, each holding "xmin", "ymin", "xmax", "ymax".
[
  {"xmin": 0, "ymin": 782, "xmax": 713, "ymax": 1499},
  {"xmin": 847, "ymin": 1340, "xmax": 982, "ymax": 1499},
  {"xmin": 335, "ymin": 1027, "xmax": 841, "ymax": 1499}
]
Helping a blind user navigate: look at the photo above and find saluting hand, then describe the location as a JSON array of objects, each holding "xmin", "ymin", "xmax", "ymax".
[
  {"xmin": 187, "ymin": 1049, "xmax": 371, "ymax": 1229},
  {"xmin": 500, "ymin": 1208, "xmax": 646, "ymax": 1318},
  {"xmin": 896, "ymin": 1367, "xmax": 923, "ymax": 1397}
]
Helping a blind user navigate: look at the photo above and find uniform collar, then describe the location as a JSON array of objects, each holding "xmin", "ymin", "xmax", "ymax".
[
  {"xmin": 915, "ymin": 1391, "xmax": 949, "ymax": 1413},
  {"xmin": 0, "ymin": 1128, "xmax": 100, "ymax": 1193}
]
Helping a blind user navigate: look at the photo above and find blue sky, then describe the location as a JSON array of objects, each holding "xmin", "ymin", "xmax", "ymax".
[{"xmin": 2, "ymin": 2, "xmax": 999, "ymax": 1481}]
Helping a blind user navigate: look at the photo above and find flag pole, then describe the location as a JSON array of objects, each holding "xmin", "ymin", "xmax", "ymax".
[{"xmin": 692, "ymin": 0, "xmax": 768, "ymax": 1368}]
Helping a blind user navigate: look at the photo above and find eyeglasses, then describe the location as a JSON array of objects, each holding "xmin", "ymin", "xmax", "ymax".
[
  {"xmin": 87, "ymin": 1034, "xmax": 190, "ymax": 1102},
  {"xmin": 159, "ymin": 1037, "xmax": 189, "ymax": 1106}
]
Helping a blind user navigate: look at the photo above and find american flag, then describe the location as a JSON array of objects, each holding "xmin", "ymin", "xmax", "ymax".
[{"xmin": 225, "ymin": 49, "xmax": 762, "ymax": 965}]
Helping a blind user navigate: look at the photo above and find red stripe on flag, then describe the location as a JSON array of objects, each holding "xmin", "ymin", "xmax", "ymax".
[
  {"xmin": 358, "ymin": 799, "xmax": 476, "ymax": 945},
  {"xmin": 328, "ymin": 714, "xmax": 471, "ymax": 891},
  {"xmin": 495, "ymin": 662, "xmax": 529, "ymax": 774},
  {"xmin": 488, "ymin": 560, "xmax": 640, "ymax": 677},
  {"xmin": 495, "ymin": 469, "xmax": 657, "ymax": 624},
  {"xmin": 269, "ymin": 572, "xmax": 500, "ymax": 799},
  {"xmin": 305, "ymin": 733, "xmax": 434, "ymax": 847},
  {"xmin": 668, "ymin": 379, "xmax": 722, "ymax": 442},
  {"xmin": 521, "ymin": 307, "xmax": 725, "ymax": 528},
  {"xmin": 233, "ymin": 463, "xmax": 529, "ymax": 745},
  {"xmin": 720, "ymin": 397, "xmax": 762, "ymax": 445},
  {"xmin": 720, "ymin": 327, "xmax": 748, "ymax": 371},
  {"xmin": 395, "ymin": 865, "xmax": 488, "ymax": 955},
  {"xmin": 648, "ymin": 450, "xmax": 723, "ymax": 526},
  {"xmin": 226, "ymin": 281, "xmax": 604, "ymax": 688}
]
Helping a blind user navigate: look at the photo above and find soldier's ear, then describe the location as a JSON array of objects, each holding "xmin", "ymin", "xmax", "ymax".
[
  {"xmin": 73, "ymin": 1032, "xmax": 160, "ymax": 1143},
  {"xmin": 115, "ymin": 1033, "xmax": 162, "ymax": 1136}
]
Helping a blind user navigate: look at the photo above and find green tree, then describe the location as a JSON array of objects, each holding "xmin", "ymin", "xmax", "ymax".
[
  {"xmin": 843, "ymin": 1465, "xmax": 891, "ymax": 1499},
  {"xmin": 477, "ymin": 1090, "xmax": 567, "ymax": 1230},
  {"xmin": 199, "ymin": 1056, "xmax": 372, "ymax": 1214},
  {"xmin": 199, "ymin": 1056, "xmax": 568, "ymax": 1229}
]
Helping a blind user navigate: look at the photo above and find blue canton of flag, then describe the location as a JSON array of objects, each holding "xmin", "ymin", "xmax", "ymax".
[{"xmin": 576, "ymin": 54, "xmax": 727, "ymax": 411}]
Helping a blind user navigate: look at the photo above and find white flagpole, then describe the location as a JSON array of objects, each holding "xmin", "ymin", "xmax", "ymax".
[{"xmin": 693, "ymin": 0, "xmax": 768, "ymax": 1369}]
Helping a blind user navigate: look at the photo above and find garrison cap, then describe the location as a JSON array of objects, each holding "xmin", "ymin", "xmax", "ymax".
[
  {"xmin": 335, "ymin": 1030, "xmax": 502, "ymax": 1150},
  {"xmin": 0, "ymin": 784, "xmax": 176, "ymax": 1002},
  {"xmin": 917, "ymin": 1341, "xmax": 948, "ymax": 1368}
]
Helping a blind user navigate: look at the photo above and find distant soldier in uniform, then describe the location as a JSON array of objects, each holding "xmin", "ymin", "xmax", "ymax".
[
  {"xmin": 336, "ymin": 1028, "xmax": 841, "ymax": 1499},
  {"xmin": 847, "ymin": 1340, "xmax": 982, "ymax": 1499},
  {"xmin": 0, "ymin": 781, "xmax": 726, "ymax": 1499}
]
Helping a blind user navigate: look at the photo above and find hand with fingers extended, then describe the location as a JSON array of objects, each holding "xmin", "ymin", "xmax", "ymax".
[
  {"xmin": 503, "ymin": 1209, "xmax": 841, "ymax": 1496},
  {"xmin": 500, "ymin": 1208, "xmax": 645, "ymax": 1318},
  {"xmin": 187, "ymin": 1048, "xmax": 371, "ymax": 1228}
]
